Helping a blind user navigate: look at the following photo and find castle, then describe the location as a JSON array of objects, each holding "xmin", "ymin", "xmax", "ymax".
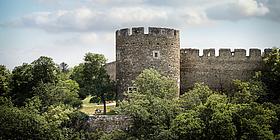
[{"xmin": 104, "ymin": 27, "xmax": 272, "ymax": 99}]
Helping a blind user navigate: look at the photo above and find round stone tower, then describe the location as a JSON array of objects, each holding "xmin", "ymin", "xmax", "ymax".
[{"xmin": 116, "ymin": 27, "xmax": 180, "ymax": 99}]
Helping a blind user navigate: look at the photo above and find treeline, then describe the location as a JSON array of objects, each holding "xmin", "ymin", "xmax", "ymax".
[
  {"xmin": 0, "ymin": 48, "xmax": 280, "ymax": 139},
  {"xmin": 0, "ymin": 53, "xmax": 115, "ymax": 139}
]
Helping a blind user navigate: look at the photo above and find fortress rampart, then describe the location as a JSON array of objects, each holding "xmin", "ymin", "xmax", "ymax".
[{"xmin": 180, "ymin": 48, "xmax": 271, "ymax": 92}]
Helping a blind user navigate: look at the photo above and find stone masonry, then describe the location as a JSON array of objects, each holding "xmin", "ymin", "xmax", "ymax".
[
  {"xmin": 87, "ymin": 115, "xmax": 132, "ymax": 132},
  {"xmin": 105, "ymin": 27, "xmax": 272, "ymax": 99},
  {"xmin": 180, "ymin": 48, "xmax": 268, "ymax": 93},
  {"xmin": 115, "ymin": 27, "xmax": 180, "ymax": 99}
]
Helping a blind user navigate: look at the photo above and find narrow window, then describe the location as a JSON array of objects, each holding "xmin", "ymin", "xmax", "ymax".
[
  {"xmin": 117, "ymin": 51, "xmax": 121, "ymax": 60},
  {"xmin": 128, "ymin": 87, "xmax": 137, "ymax": 93},
  {"xmin": 153, "ymin": 51, "xmax": 160, "ymax": 59}
]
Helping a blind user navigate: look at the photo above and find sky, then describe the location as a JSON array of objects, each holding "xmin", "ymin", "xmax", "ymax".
[{"xmin": 0, "ymin": 0, "xmax": 280, "ymax": 69}]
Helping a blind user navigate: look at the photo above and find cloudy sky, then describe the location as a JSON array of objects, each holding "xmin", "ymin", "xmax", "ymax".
[{"xmin": 0, "ymin": 0, "xmax": 280, "ymax": 69}]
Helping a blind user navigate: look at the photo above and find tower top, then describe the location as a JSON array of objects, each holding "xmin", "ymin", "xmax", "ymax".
[{"xmin": 116, "ymin": 27, "xmax": 179, "ymax": 38}]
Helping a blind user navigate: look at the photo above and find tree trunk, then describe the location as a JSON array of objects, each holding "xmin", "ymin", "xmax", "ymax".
[{"xmin": 102, "ymin": 94, "xmax": 106, "ymax": 115}]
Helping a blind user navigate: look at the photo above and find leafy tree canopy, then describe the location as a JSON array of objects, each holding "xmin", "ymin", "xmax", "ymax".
[
  {"xmin": 133, "ymin": 68, "xmax": 178, "ymax": 99},
  {"xmin": 70, "ymin": 53, "xmax": 115, "ymax": 114},
  {"xmin": 260, "ymin": 48, "xmax": 280, "ymax": 103},
  {"xmin": 118, "ymin": 69, "xmax": 180, "ymax": 139},
  {"xmin": 0, "ymin": 65, "xmax": 11, "ymax": 95}
]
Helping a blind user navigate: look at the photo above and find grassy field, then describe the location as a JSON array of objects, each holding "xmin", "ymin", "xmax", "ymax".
[{"xmin": 79, "ymin": 96, "xmax": 116, "ymax": 115}]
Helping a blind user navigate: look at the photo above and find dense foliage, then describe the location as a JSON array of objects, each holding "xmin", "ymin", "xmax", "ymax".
[
  {"xmin": 0, "ymin": 65, "xmax": 10, "ymax": 95},
  {"xmin": 117, "ymin": 69, "xmax": 280, "ymax": 140},
  {"xmin": 260, "ymin": 48, "xmax": 280, "ymax": 103},
  {"xmin": 118, "ymin": 69, "xmax": 180, "ymax": 139},
  {"xmin": 0, "ymin": 55, "xmax": 99, "ymax": 139}
]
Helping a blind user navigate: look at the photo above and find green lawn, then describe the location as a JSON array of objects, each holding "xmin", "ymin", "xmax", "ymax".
[{"xmin": 79, "ymin": 96, "xmax": 116, "ymax": 115}]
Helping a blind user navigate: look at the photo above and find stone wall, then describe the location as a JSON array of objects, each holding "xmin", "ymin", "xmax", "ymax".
[
  {"xmin": 105, "ymin": 61, "xmax": 116, "ymax": 80},
  {"xmin": 87, "ymin": 115, "xmax": 132, "ymax": 132},
  {"xmin": 106, "ymin": 48, "xmax": 271, "ymax": 95},
  {"xmin": 108, "ymin": 27, "xmax": 273, "ymax": 96},
  {"xmin": 180, "ymin": 48, "xmax": 270, "ymax": 93},
  {"xmin": 116, "ymin": 27, "xmax": 180, "ymax": 99}
]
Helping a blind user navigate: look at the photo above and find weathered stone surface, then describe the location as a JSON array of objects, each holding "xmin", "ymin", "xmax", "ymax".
[
  {"xmin": 116, "ymin": 27, "xmax": 180, "ymax": 99},
  {"xmin": 105, "ymin": 61, "xmax": 116, "ymax": 80},
  {"xmin": 87, "ymin": 115, "xmax": 132, "ymax": 132},
  {"xmin": 180, "ymin": 48, "xmax": 264, "ymax": 93}
]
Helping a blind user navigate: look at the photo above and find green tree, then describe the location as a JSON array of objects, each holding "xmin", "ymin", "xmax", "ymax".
[
  {"xmin": 31, "ymin": 56, "xmax": 59, "ymax": 85},
  {"xmin": 70, "ymin": 63, "xmax": 87, "ymax": 98},
  {"xmin": 9, "ymin": 63, "xmax": 34, "ymax": 105},
  {"xmin": 261, "ymin": 48, "xmax": 280, "ymax": 103},
  {"xmin": 71, "ymin": 53, "xmax": 115, "ymax": 114},
  {"xmin": 24, "ymin": 96, "xmax": 42, "ymax": 113},
  {"xmin": 118, "ymin": 69, "xmax": 180, "ymax": 139},
  {"xmin": 231, "ymin": 80, "xmax": 267, "ymax": 104},
  {"xmin": 62, "ymin": 110, "xmax": 89, "ymax": 132},
  {"xmin": 24, "ymin": 96, "xmax": 88, "ymax": 139},
  {"xmin": 1, "ymin": 56, "xmax": 92, "ymax": 139},
  {"xmin": 232, "ymin": 102, "xmax": 276, "ymax": 140},
  {"xmin": 133, "ymin": 68, "xmax": 178, "ymax": 99},
  {"xmin": 0, "ymin": 96, "xmax": 13, "ymax": 107},
  {"xmin": 22, "ymin": 95, "xmax": 89, "ymax": 139},
  {"xmin": 42, "ymin": 104, "xmax": 74, "ymax": 128},
  {"xmin": 179, "ymin": 83, "xmax": 214, "ymax": 110},
  {"xmin": 171, "ymin": 110, "xmax": 204, "ymax": 140},
  {"xmin": 177, "ymin": 83, "xmax": 276, "ymax": 139},
  {"xmin": 31, "ymin": 80, "xmax": 82, "ymax": 108},
  {"xmin": 0, "ymin": 65, "xmax": 11, "ymax": 95},
  {"xmin": 99, "ymin": 130, "xmax": 135, "ymax": 140},
  {"xmin": 0, "ymin": 104, "xmax": 59, "ymax": 139},
  {"xmin": 190, "ymin": 93, "xmax": 237, "ymax": 140},
  {"xmin": 9, "ymin": 56, "xmax": 62, "ymax": 106},
  {"xmin": 262, "ymin": 102, "xmax": 280, "ymax": 137}
]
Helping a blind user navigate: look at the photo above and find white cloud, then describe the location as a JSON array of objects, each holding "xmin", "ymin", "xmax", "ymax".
[
  {"xmin": 109, "ymin": 7, "xmax": 167, "ymax": 23},
  {"xmin": 4, "ymin": 7, "xmax": 171, "ymax": 33},
  {"xmin": 86, "ymin": 0, "xmax": 144, "ymax": 5},
  {"xmin": 79, "ymin": 33, "xmax": 98, "ymax": 45},
  {"xmin": 2, "ymin": 0, "xmax": 278, "ymax": 34},
  {"xmin": 207, "ymin": 0, "xmax": 269, "ymax": 20},
  {"xmin": 239, "ymin": 0, "xmax": 269, "ymax": 16},
  {"xmin": 17, "ymin": 8, "xmax": 102, "ymax": 32},
  {"xmin": 54, "ymin": 32, "xmax": 114, "ymax": 47},
  {"xmin": 182, "ymin": 9, "xmax": 214, "ymax": 26},
  {"xmin": 257, "ymin": 0, "xmax": 280, "ymax": 22}
]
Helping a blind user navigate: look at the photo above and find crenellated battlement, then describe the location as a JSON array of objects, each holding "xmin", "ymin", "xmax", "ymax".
[
  {"xmin": 180, "ymin": 48, "xmax": 272, "ymax": 93},
  {"xmin": 180, "ymin": 48, "xmax": 272, "ymax": 58},
  {"xmin": 203, "ymin": 49, "xmax": 215, "ymax": 57},
  {"xmin": 116, "ymin": 27, "xmax": 179, "ymax": 38},
  {"xmin": 180, "ymin": 48, "xmax": 199, "ymax": 57},
  {"xmin": 233, "ymin": 49, "xmax": 246, "ymax": 57}
]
